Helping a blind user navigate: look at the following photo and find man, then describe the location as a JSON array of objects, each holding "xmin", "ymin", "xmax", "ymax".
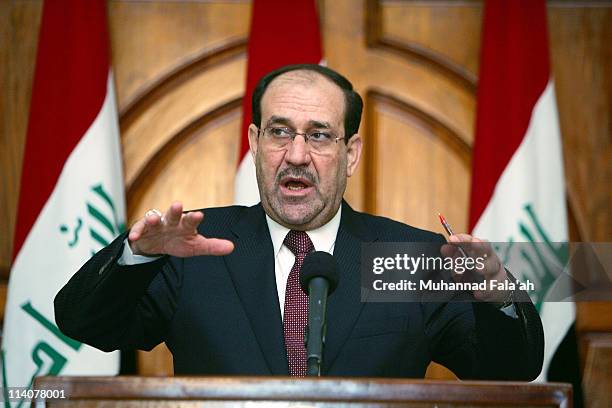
[{"xmin": 55, "ymin": 64, "xmax": 543, "ymax": 379}]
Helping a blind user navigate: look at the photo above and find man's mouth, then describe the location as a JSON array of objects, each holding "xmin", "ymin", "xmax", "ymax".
[{"xmin": 279, "ymin": 177, "xmax": 314, "ymax": 194}]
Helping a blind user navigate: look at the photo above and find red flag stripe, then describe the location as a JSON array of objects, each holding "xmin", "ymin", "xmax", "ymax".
[
  {"xmin": 238, "ymin": 0, "xmax": 322, "ymax": 162},
  {"xmin": 13, "ymin": 0, "xmax": 110, "ymax": 258},
  {"xmin": 469, "ymin": 0, "xmax": 551, "ymax": 231}
]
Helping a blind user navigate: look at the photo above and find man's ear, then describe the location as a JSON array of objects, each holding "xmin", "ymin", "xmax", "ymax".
[
  {"xmin": 346, "ymin": 134, "xmax": 362, "ymax": 177},
  {"xmin": 247, "ymin": 124, "xmax": 259, "ymax": 160}
]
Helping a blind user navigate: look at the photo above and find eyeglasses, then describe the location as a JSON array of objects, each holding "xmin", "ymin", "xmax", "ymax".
[{"xmin": 257, "ymin": 126, "xmax": 344, "ymax": 153}]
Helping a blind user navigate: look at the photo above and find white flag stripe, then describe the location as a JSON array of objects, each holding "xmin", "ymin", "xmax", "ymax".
[
  {"xmin": 2, "ymin": 73, "xmax": 122, "ymax": 392},
  {"xmin": 234, "ymin": 153, "xmax": 260, "ymax": 206},
  {"xmin": 474, "ymin": 82, "xmax": 568, "ymax": 241},
  {"xmin": 473, "ymin": 80, "xmax": 572, "ymax": 381}
]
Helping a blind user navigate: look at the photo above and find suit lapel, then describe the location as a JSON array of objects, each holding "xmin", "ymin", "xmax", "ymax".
[
  {"xmin": 324, "ymin": 201, "xmax": 376, "ymax": 373},
  {"xmin": 225, "ymin": 205, "xmax": 289, "ymax": 375}
]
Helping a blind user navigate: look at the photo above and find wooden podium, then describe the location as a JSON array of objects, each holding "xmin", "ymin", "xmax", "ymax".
[{"xmin": 32, "ymin": 376, "xmax": 572, "ymax": 407}]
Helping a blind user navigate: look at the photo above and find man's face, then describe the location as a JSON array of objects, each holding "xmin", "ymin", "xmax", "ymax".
[{"xmin": 248, "ymin": 71, "xmax": 362, "ymax": 230}]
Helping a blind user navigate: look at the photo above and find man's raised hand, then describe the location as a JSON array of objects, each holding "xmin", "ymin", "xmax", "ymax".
[
  {"xmin": 127, "ymin": 201, "xmax": 234, "ymax": 258},
  {"xmin": 440, "ymin": 234, "xmax": 509, "ymax": 304}
]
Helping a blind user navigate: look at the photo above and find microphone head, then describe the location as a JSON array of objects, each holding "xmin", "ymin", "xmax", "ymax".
[{"xmin": 300, "ymin": 251, "xmax": 340, "ymax": 295}]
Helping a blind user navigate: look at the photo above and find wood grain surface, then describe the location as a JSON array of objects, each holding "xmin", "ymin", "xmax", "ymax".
[{"xmin": 32, "ymin": 376, "xmax": 573, "ymax": 408}]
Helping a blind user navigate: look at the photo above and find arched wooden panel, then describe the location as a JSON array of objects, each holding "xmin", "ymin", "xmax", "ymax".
[
  {"xmin": 363, "ymin": 91, "xmax": 471, "ymax": 233},
  {"xmin": 132, "ymin": 98, "xmax": 242, "ymax": 376},
  {"xmin": 108, "ymin": 1, "xmax": 252, "ymax": 110},
  {"xmin": 127, "ymin": 99, "xmax": 242, "ymax": 223},
  {"xmin": 121, "ymin": 54, "xmax": 246, "ymax": 195},
  {"xmin": 110, "ymin": 2, "xmax": 250, "ymax": 375},
  {"xmin": 119, "ymin": 40, "xmax": 246, "ymax": 131},
  {"xmin": 333, "ymin": 0, "xmax": 477, "ymax": 220},
  {"xmin": 365, "ymin": 0, "xmax": 480, "ymax": 92}
]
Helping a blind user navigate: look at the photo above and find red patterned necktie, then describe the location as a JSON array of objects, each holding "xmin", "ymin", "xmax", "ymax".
[{"xmin": 283, "ymin": 230, "xmax": 314, "ymax": 376}]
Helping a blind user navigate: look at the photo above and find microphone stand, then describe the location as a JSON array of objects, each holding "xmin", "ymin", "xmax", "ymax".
[{"xmin": 304, "ymin": 277, "xmax": 329, "ymax": 376}]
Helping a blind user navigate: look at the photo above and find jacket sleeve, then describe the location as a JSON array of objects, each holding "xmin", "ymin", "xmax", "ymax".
[
  {"xmin": 424, "ymin": 286, "xmax": 544, "ymax": 381},
  {"xmin": 54, "ymin": 233, "xmax": 181, "ymax": 352}
]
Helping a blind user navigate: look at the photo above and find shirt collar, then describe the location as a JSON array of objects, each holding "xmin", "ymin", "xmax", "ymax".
[{"xmin": 266, "ymin": 205, "xmax": 342, "ymax": 256}]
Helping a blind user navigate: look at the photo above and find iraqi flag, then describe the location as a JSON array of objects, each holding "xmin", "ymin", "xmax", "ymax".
[
  {"xmin": 1, "ymin": 0, "xmax": 123, "ymax": 399},
  {"xmin": 470, "ymin": 0, "xmax": 572, "ymax": 381},
  {"xmin": 234, "ymin": 0, "xmax": 322, "ymax": 205}
]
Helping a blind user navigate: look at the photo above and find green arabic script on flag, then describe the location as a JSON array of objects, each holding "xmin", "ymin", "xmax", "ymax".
[
  {"xmin": 59, "ymin": 184, "xmax": 126, "ymax": 254},
  {"xmin": 2, "ymin": 182, "xmax": 125, "ymax": 407}
]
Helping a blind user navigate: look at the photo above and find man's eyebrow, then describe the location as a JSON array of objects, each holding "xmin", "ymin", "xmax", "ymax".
[
  {"xmin": 266, "ymin": 116, "xmax": 293, "ymax": 127},
  {"xmin": 307, "ymin": 120, "xmax": 331, "ymax": 129},
  {"xmin": 266, "ymin": 115, "xmax": 332, "ymax": 129},
  {"xmin": 265, "ymin": 117, "xmax": 332, "ymax": 130}
]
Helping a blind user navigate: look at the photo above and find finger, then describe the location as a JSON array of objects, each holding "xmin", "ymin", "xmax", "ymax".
[
  {"xmin": 446, "ymin": 237, "xmax": 474, "ymax": 259},
  {"xmin": 192, "ymin": 237, "xmax": 234, "ymax": 256},
  {"xmin": 440, "ymin": 243, "xmax": 460, "ymax": 258},
  {"xmin": 483, "ymin": 255, "xmax": 504, "ymax": 278},
  {"xmin": 448, "ymin": 235, "xmax": 472, "ymax": 256},
  {"xmin": 182, "ymin": 210, "xmax": 204, "ymax": 230},
  {"xmin": 479, "ymin": 239, "xmax": 497, "ymax": 258},
  {"xmin": 128, "ymin": 219, "xmax": 147, "ymax": 242},
  {"xmin": 470, "ymin": 240, "xmax": 494, "ymax": 261},
  {"xmin": 164, "ymin": 201, "xmax": 183, "ymax": 226},
  {"xmin": 450, "ymin": 234, "xmax": 489, "ymax": 259},
  {"xmin": 471, "ymin": 237, "xmax": 490, "ymax": 258},
  {"xmin": 450, "ymin": 233, "xmax": 473, "ymax": 243},
  {"xmin": 144, "ymin": 212, "xmax": 162, "ymax": 228}
]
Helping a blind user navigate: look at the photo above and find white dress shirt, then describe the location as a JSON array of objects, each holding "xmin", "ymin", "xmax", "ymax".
[{"xmin": 265, "ymin": 207, "xmax": 341, "ymax": 318}]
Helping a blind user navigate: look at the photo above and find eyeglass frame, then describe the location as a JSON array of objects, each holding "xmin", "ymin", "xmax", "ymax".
[{"xmin": 255, "ymin": 126, "xmax": 345, "ymax": 149}]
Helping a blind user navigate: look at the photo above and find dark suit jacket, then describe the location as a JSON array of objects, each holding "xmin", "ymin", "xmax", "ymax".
[{"xmin": 54, "ymin": 201, "xmax": 544, "ymax": 380}]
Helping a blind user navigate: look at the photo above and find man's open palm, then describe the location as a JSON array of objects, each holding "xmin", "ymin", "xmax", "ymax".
[{"xmin": 128, "ymin": 201, "xmax": 234, "ymax": 258}]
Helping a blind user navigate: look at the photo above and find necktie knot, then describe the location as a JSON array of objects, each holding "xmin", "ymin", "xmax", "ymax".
[{"xmin": 284, "ymin": 230, "xmax": 314, "ymax": 256}]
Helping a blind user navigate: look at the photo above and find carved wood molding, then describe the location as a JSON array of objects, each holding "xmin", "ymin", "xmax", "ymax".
[
  {"xmin": 119, "ymin": 38, "xmax": 247, "ymax": 133},
  {"xmin": 365, "ymin": 0, "xmax": 477, "ymax": 93},
  {"xmin": 126, "ymin": 98, "xmax": 242, "ymax": 210},
  {"xmin": 363, "ymin": 90, "xmax": 471, "ymax": 214}
]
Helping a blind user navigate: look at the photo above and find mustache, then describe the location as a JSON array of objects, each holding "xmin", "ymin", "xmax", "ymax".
[{"xmin": 276, "ymin": 166, "xmax": 317, "ymax": 185}]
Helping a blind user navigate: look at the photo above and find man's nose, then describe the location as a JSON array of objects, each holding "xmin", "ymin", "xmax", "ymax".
[{"xmin": 284, "ymin": 135, "xmax": 312, "ymax": 166}]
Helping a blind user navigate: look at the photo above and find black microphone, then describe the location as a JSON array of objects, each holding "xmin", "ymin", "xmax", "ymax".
[{"xmin": 299, "ymin": 251, "xmax": 339, "ymax": 376}]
